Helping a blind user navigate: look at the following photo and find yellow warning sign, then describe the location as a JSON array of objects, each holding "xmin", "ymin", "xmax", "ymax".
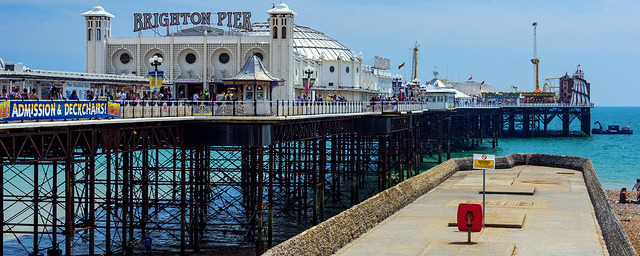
[{"xmin": 473, "ymin": 154, "xmax": 495, "ymax": 169}]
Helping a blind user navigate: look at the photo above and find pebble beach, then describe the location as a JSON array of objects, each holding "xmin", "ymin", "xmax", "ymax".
[{"xmin": 606, "ymin": 189, "xmax": 640, "ymax": 251}]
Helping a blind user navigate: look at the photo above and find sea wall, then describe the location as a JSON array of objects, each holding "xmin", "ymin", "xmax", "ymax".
[{"xmin": 262, "ymin": 153, "xmax": 636, "ymax": 256}]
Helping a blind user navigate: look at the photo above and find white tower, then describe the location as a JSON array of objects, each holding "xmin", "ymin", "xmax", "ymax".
[
  {"xmin": 82, "ymin": 5, "xmax": 114, "ymax": 74},
  {"xmin": 267, "ymin": 2, "xmax": 296, "ymax": 100}
]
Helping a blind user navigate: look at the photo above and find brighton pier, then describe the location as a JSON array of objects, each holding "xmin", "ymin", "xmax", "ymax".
[{"xmin": 0, "ymin": 99, "xmax": 592, "ymax": 255}]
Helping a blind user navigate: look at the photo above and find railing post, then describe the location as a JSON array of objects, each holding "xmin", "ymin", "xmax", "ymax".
[{"xmin": 233, "ymin": 100, "xmax": 236, "ymax": 116}]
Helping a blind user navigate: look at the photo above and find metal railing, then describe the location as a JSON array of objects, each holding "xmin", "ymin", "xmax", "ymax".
[
  {"xmin": 0, "ymin": 99, "xmax": 595, "ymax": 122},
  {"xmin": 118, "ymin": 100, "xmax": 425, "ymax": 118},
  {"xmin": 455, "ymin": 102, "xmax": 594, "ymax": 108}
]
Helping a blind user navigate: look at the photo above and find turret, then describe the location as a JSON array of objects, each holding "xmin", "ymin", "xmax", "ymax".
[
  {"xmin": 82, "ymin": 5, "xmax": 114, "ymax": 74},
  {"xmin": 267, "ymin": 2, "xmax": 296, "ymax": 100},
  {"xmin": 574, "ymin": 64, "xmax": 584, "ymax": 79}
]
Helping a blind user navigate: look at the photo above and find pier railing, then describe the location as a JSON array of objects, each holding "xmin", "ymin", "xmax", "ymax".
[
  {"xmin": 0, "ymin": 99, "xmax": 593, "ymax": 122},
  {"xmin": 455, "ymin": 102, "xmax": 594, "ymax": 108},
  {"xmin": 118, "ymin": 100, "xmax": 430, "ymax": 118}
]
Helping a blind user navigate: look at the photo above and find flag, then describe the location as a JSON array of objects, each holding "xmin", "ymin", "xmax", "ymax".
[
  {"xmin": 480, "ymin": 81, "xmax": 485, "ymax": 85},
  {"xmin": 148, "ymin": 71, "xmax": 164, "ymax": 89},
  {"xmin": 468, "ymin": 75, "xmax": 472, "ymax": 81},
  {"xmin": 398, "ymin": 62, "xmax": 405, "ymax": 70}
]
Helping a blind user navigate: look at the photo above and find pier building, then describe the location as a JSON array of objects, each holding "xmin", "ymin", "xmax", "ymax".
[
  {"xmin": 559, "ymin": 65, "xmax": 591, "ymax": 104},
  {"xmin": 84, "ymin": 2, "xmax": 392, "ymax": 101}
]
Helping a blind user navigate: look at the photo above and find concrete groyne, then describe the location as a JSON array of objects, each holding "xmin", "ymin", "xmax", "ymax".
[{"xmin": 263, "ymin": 153, "xmax": 636, "ymax": 256}]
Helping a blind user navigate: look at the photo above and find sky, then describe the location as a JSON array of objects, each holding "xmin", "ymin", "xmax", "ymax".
[{"xmin": 0, "ymin": 0, "xmax": 638, "ymax": 106}]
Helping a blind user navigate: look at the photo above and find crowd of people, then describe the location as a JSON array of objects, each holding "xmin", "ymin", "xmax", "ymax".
[
  {"xmin": 0, "ymin": 88, "xmax": 40, "ymax": 100},
  {"xmin": 113, "ymin": 88, "xmax": 173, "ymax": 101},
  {"xmin": 295, "ymin": 94, "xmax": 349, "ymax": 103}
]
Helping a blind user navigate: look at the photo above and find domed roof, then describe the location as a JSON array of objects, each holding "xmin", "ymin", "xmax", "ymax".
[
  {"xmin": 82, "ymin": 5, "xmax": 114, "ymax": 18},
  {"xmin": 266, "ymin": 2, "xmax": 297, "ymax": 16},
  {"xmin": 249, "ymin": 22, "xmax": 356, "ymax": 61}
]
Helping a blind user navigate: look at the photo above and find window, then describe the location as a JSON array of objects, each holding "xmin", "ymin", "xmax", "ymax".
[
  {"xmin": 97, "ymin": 29, "xmax": 101, "ymax": 40},
  {"xmin": 281, "ymin": 26, "xmax": 286, "ymax": 39},
  {"xmin": 120, "ymin": 53, "xmax": 131, "ymax": 64},
  {"xmin": 88, "ymin": 29, "xmax": 92, "ymax": 41},
  {"xmin": 255, "ymin": 52, "xmax": 264, "ymax": 61},
  {"xmin": 329, "ymin": 66, "xmax": 335, "ymax": 73},
  {"xmin": 356, "ymin": 67, "xmax": 359, "ymax": 73},
  {"xmin": 329, "ymin": 82, "xmax": 334, "ymax": 86},
  {"xmin": 219, "ymin": 53, "xmax": 230, "ymax": 64},
  {"xmin": 186, "ymin": 53, "xmax": 196, "ymax": 64},
  {"xmin": 273, "ymin": 27, "xmax": 278, "ymax": 39},
  {"xmin": 346, "ymin": 67, "xmax": 350, "ymax": 73}
]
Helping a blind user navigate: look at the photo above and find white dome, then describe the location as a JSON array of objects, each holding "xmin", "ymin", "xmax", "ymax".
[
  {"xmin": 249, "ymin": 23, "xmax": 355, "ymax": 61},
  {"xmin": 81, "ymin": 5, "xmax": 115, "ymax": 18},
  {"xmin": 267, "ymin": 2, "xmax": 297, "ymax": 16}
]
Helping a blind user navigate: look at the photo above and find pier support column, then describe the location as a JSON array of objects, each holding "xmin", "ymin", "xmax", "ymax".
[
  {"xmin": 562, "ymin": 108, "xmax": 570, "ymax": 135},
  {"xmin": 256, "ymin": 147, "xmax": 265, "ymax": 255},
  {"xmin": 437, "ymin": 119, "xmax": 443, "ymax": 163},
  {"xmin": 268, "ymin": 145, "xmax": 275, "ymax": 249},
  {"xmin": 523, "ymin": 111, "xmax": 530, "ymax": 137},
  {"xmin": 312, "ymin": 140, "xmax": 318, "ymax": 225},
  {"xmin": 105, "ymin": 154, "xmax": 111, "ymax": 254},
  {"xmin": 319, "ymin": 137, "xmax": 326, "ymax": 222},
  {"xmin": 65, "ymin": 143, "xmax": 74, "ymax": 256},
  {"xmin": 446, "ymin": 117, "xmax": 451, "ymax": 160},
  {"xmin": 508, "ymin": 113, "xmax": 515, "ymax": 135},
  {"xmin": 581, "ymin": 108, "xmax": 591, "ymax": 135}
]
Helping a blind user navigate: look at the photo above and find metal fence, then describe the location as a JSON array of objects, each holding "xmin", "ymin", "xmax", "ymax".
[
  {"xmin": 455, "ymin": 102, "xmax": 595, "ymax": 108},
  {"xmin": 118, "ymin": 100, "xmax": 428, "ymax": 118},
  {"xmin": 0, "ymin": 99, "xmax": 594, "ymax": 122}
]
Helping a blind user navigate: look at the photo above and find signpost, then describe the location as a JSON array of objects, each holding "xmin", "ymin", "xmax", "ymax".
[{"xmin": 473, "ymin": 154, "xmax": 495, "ymax": 226}]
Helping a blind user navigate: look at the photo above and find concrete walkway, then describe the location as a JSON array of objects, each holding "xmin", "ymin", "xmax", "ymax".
[{"xmin": 334, "ymin": 165, "xmax": 608, "ymax": 256}]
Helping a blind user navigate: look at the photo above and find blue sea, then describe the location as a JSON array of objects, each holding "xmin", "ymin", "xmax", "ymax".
[{"xmin": 448, "ymin": 106, "xmax": 640, "ymax": 190}]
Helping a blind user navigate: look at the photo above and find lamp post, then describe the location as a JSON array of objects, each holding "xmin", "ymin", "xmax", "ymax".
[
  {"xmin": 148, "ymin": 55, "xmax": 163, "ymax": 92},
  {"xmin": 303, "ymin": 66, "xmax": 314, "ymax": 97}
]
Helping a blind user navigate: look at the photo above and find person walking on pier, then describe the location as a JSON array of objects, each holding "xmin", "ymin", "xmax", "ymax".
[{"xmin": 144, "ymin": 234, "xmax": 153, "ymax": 256}]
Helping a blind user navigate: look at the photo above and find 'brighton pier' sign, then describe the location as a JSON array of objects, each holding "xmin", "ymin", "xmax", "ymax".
[{"xmin": 134, "ymin": 12, "xmax": 252, "ymax": 32}]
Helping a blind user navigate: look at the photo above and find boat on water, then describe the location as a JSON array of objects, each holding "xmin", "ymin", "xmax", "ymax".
[{"xmin": 592, "ymin": 121, "xmax": 632, "ymax": 134}]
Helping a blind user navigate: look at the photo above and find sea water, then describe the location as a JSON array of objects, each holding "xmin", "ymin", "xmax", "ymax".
[{"xmin": 444, "ymin": 106, "xmax": 640, "ymax": 190}]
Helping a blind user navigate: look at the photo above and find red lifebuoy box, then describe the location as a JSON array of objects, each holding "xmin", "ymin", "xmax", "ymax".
[{"xmin": 457, "ymin": 203, "xmax": 483, "ymax": 232}]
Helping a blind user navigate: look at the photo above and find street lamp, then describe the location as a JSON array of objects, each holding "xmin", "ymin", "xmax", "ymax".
[
  {"xmin": 148, "ymin": 55, "xmax": 163, "ymax": 91},
  {"xmin": 303, "ymin": 66, "xmax": 314, "ymax": 96}
]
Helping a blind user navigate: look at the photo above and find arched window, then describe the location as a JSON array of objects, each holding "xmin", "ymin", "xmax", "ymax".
[
  {"xmin": 255, "ymin": 52, "xmax": 264, "ymax": 61},
  {"xmin": 281, "ymin": 26, "xmax": 286, "ymax": 39},
  {"xmin": 273, "ymin": 27, "xmax": 278, "ymax": 39},
  {"xmin": 88, "ymin": 29, "xmax": 92, "ymax": 41},
  {"xmin": 97, "ymin": 29, "xmax": 101, "ymax": 41}
]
